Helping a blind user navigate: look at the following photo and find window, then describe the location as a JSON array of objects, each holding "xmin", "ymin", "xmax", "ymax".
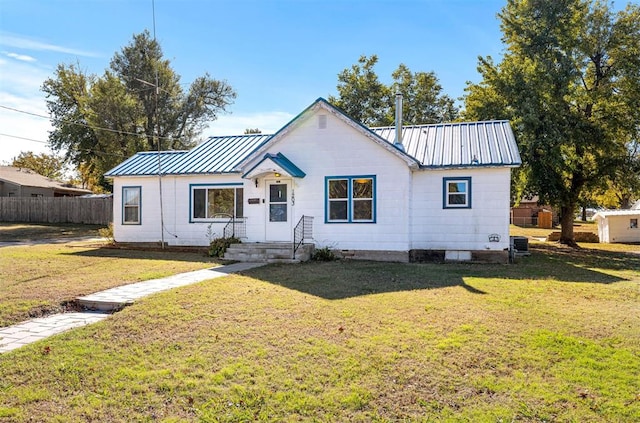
[
  {"xmin": 443, "ymin": 177, "xmax": 472, "ymax": 209},
  {"xmin": 191, "ymin": 184, "xmax": 243, "ymax": 221},
  {"xmin": 326, "ymin": 175, "xmax": 375, "ymax": 223},
  {"xmin": 631, "ymin": 218, "xmax": 638, "ymax": 229},
  {"xmin": 122, "ymin": 186, "xmax": 141, "ymax": 224},
  {"xmin": 269, "ymin": 183, "xmax": 287, "ymax": 222}
]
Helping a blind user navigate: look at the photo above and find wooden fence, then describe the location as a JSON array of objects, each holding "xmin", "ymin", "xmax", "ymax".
[{"xmin": 0, "ymin": 197, "xmax": 113, "ymax": 225}]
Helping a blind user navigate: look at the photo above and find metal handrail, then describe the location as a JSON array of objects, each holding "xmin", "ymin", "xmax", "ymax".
[
  {"xmin": 223, "ymin": 216, "xmax": 246, "ymax": 239},
  {"xmin": 293, "ymin": 215, "xmax": 313, "ymax": 258}
]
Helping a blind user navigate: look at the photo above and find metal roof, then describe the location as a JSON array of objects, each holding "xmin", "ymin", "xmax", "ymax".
[
  {"xmin": 105, "ymin": 106, "xmax": 521, "ymax": 177},
  {"xmin": 105, "ymin": 134, "xmax": 271, "ymax": 176},
  {"xmin": 594, "ymin": 210, "xmax": 640, "ymax": 218},
  {"xmin": 371, "ymin": 120, "xmax": 521, "ymax": 168},
  {"xmin": 105, "ymin": 150, "xmax": 188, "ymax": 177}
]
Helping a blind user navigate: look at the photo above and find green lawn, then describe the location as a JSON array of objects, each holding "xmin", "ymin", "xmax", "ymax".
[
  {"xmin": 0, "ymin": 238, "xmax": 221, "ymax": 327},
  {"xmin": 0, "ymin": 222, "xmax": 106, "ymax": 242},
  {"xmin": 1, "ymin": 239, "xmax": 638, "ymax": 421}
]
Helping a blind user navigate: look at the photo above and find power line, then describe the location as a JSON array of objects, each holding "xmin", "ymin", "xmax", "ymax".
[
  {"xmin": 0, "ymin": 133, "xmax": 128, "ymax": 159},
  {"xmin": 0, "ymin": 104, "xmax": 181, "ymax": 142},
  {"xmin": 0, "ymin": 133, "xmax": 49, "ymax": 144}
]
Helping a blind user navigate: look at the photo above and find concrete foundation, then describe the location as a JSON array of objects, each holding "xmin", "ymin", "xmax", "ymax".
[
  {"xmin": 409, "ymin": 249, "xmax": 509, "ymax": 264},
  {"xmin": 334, "ymin": 249, "xmax": 410, "ymax": 263}
]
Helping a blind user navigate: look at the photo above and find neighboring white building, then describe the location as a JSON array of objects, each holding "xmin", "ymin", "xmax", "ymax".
[
  {"xmin": 105, "ymin": 98, "xmax": 521, "ymax": 262},
  {"xmin": 593, "ymin": 210, "xmax": 640, "ymax": 243}
]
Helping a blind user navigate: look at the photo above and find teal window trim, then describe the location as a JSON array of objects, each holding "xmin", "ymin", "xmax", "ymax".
[
  {"xmin": 443, "ymin": 177, "xmax": 472, "ymax": 209},
  {"xmin": 122, "ymin": 186, "xmax": 141, "ymax": 225},
  {"xmin": 325, "ymin": 175, "xmax": 376, "ymax": 223},
  {"xmin": 189, "ymin": 183, "xmax": 244, "ymax": 223}
]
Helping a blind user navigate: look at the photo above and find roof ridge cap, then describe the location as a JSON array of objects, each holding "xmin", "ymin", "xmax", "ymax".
[
  {"xmin": 205, "ymin": 133, "xmax": 274, "ymax": 140},
  {"xmin": 370, "ymin": 119, "xmax": 510, "ymax": 130}
]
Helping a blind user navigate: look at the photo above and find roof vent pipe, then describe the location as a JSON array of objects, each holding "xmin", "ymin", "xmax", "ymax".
[{"xmin": 394, "ymin": 92, "xmax": 404, "ymax": 151}]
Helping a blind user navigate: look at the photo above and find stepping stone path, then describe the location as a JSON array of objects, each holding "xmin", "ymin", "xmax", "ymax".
[{"xmin": 0, "ymin": 262, "xmax": 264, "ymax": 354}]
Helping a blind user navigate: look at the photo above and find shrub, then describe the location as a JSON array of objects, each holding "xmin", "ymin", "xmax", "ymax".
[
  {"xmin": 312, "ymin": 246, "xmax": 337, "ymax": 261},
  {"xmin": 98, "ymin": 223, "xmax": 114, "ymax": 244},
  {"xmin": 209, "ymin": 236, "xmax": 240, "ymax": 258}
]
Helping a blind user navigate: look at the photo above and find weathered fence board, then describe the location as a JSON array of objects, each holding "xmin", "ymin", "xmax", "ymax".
[{"xmin": 0, "ymin": 197, "xmax": 113, "ymax": 225}]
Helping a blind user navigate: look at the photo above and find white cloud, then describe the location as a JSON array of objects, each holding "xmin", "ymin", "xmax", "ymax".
[
  {"xmin": 0, "ymin": 55, "xmax": 50, "ymax": 96},
  {"xmin": 0, "ymin": 59, "xmax": 54, "ymax": 163},
  {"xmin": 204, "ymin": 111, "xmax": 294, "ymax": 137},
  {"xmin": 4, "ymin": 51, "xmax": 37, "ymax": 62},
  {"xmin": 0, "ymin": 32, "xmax": 100, "ymax": 58}
]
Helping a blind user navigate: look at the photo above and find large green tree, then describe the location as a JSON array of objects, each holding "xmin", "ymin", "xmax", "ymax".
[
  {"xmin": 464, "ymin": 0, "xmax": 640, "ymax": 245},
  {"xmin": 328, "ymin": 55, "xmax": 391, "ymax": 126},
  {"xmin": 42, "ymin": 31, "xmax": 236, "ymax": 190},
  {"xmin": 329, "ymin": 55, "xmax": 458, "ymax": 126}
]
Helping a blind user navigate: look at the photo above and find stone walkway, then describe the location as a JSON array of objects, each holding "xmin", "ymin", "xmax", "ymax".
[{"xmin": 0, "ymin": 262, "xmax": 264, "ymax": 354}]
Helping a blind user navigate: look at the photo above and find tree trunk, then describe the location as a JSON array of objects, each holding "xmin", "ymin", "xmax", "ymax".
[
  {"xmin": 559, "ymin": 204, "xmax": 578, "ymax": 247},
  {"xmin": 581, "ymin": 206, "xmax": 587, "ymax": 222}
]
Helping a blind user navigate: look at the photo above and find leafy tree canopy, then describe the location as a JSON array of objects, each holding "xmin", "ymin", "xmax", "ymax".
[
  {"xmin": 329, "ymin": 55, "xmax": 458, "ymax": 127},
  {"xmin": 463, "ymin": 0, "xmax": 640, "ymax": 245},
  {"xmin": 10, "ymin": 151, "xmax": 66, "ymax": 180},
  {"xmin": 42, "ymin": 30, "xmax": 236, "ymax": 191}
]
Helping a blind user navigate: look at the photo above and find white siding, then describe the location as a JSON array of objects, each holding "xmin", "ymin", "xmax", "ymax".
[
  {"xmin": 113, "ymin": 174, "xmax": 247, "ymax": 246},
  {"xmin": 242, "ymin": 111, "xmax": 412, "ymax": 251},
  {"xmin": 597, "ymin": 214, "xmax": 640, "ymax": 243},
  {"xmin": 111, "ymin": 108, "xmax": 514, "ymax": 254},
  {"xmin": 410, "ymin": 167, "xmax": 512, "ymax": 251}
]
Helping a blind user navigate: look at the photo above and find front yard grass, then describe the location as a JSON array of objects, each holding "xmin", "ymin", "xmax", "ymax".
[
  {"xmin": 0, "ymin": 242, "xmax": 220, "ymax": 327},
  {"xmin": 0, "ymin": 222, "xmax": 105, "ymax": 242},
  {"xmin": 1, "ymin": 241, "xmax": 638, "ymax": 421}
]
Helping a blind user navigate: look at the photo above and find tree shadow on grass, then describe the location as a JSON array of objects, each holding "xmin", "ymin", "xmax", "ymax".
[
  {"xmin": 241, "ymin": 243, "xmax": 636, "ymax": 300},
  {"xmin": 0, "ymin": 223, "xmax": 103, "ymax": 243},
  {"xmin": 64, "ymin": 245, "xmax": 220, "ymax": 264}
]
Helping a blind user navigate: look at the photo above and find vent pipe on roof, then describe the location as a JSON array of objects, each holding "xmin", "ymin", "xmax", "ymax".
[{"xmin": 394, "ymin": 92, "xmax": 404, "ymax": 151}]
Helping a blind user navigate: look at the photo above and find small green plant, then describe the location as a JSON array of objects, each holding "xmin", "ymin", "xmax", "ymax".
[
  {"xmin": 205, "ymin": 223, "xmax": 216, "ymax": 243},
  {"xmin": 209, "ymin": 236, "xmax": 240, "ymax": 258},
  {"xmin": 312, "ymin": 246, "xmax": 336, "ymax": 261},
  {"xmin": 98, "ymin": 223, "xmax": 114, "ymax": 244}
]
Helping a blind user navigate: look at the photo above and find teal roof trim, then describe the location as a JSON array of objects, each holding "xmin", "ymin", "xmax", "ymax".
[{"xmin": 242, "ymin": 152, "xmax": 306, "ymax": 179}]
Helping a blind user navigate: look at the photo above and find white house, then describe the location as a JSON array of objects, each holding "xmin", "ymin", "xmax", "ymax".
[
  {"xmin": 105, "ymin": 98, "xmax": 521, "ymax": 263},
  {"xmin": 593, "ymin": 210, "xmax": 640, "ymax": 243}
]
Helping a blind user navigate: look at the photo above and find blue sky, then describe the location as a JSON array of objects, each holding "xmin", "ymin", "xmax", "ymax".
[{"xmin": 0, "ymin": 0, "xmax": 507, "ymax": 164}]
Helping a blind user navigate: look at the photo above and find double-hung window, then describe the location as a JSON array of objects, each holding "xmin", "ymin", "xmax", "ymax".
[
  {"xmin": 443, "ymin": 177, "xmax": 472, "ymax": 209},
  {"xmin": 122, "ymin": 186, "xmax": 141, "ymax": 224},
  {"xmin": 191, "ymin": 184, "xmax": 244, "ymax": 221},
  {"xmin": 326, "ymin": 175, "xmax": 375, "ymax": 223}
]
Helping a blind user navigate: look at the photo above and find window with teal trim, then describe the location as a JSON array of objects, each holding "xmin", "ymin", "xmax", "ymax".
[
  {"xmin": 443, "ymin": 177, "xmax": 471, "ymax": 209},
  {"xmin": 191, "ymin": 185, "xmax": 244, "ymax": 220},
  {"xmin": 122, "ymin": 186, "xmax": 141, "ymax": 224},
  {"xmin": 326, "ymin": 176, "xmax": 375, "ymax": 223}
]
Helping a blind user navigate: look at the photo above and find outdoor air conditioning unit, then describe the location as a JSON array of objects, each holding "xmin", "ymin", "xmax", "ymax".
[{"xmin": 510, "ymin": 236, "xmax": 530, "ymax": 258}]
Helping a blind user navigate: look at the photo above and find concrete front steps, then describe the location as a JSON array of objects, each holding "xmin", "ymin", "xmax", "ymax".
[{"xmin": 224, "ymin": 242, "xmax": 314, "ymax": 263}]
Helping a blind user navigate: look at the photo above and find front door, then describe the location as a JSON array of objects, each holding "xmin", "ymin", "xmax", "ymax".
[{"xmin": 265, "ymin": 179, "xmax": 292, "ymax": 241}]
